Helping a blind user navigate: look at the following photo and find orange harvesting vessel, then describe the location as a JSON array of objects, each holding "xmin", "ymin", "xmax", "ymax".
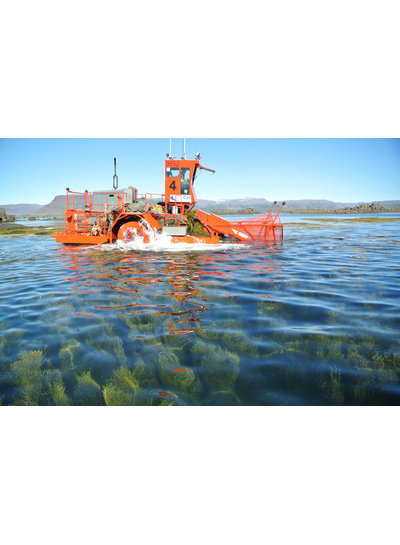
[{"xmin": 52, "ymin": 149, "xmax": 284, "ymax": 246}]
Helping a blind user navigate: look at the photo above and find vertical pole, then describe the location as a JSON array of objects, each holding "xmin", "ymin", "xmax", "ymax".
[
  {"xmin": 113, "ymin": 157, "xmax": 118, "ymax": 190},
  {"xmin": 182, "ymin": 138, "xmax": 186, "ymax": 159},
  {"xmin": 170, "ymin": 138, "xmax": 172, "ymax": 156}
]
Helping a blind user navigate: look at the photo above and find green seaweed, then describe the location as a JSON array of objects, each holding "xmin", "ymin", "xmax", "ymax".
[
  {"xmin": 103, "ymin": 366, "xmax": 139, "ymax": 405},
  {"xmin": 316, "ymin": 341, "xmax": 345, "ymax": 362},
  {"xmin": 11, "ymin": 350, "xmax": 44, "ymax": 405},
  {"xmin": 193, "ymin": 342, "xmax": 240, "ymax": 399},
  {"xmin": 59, "ymin": 339, "xmax": 82, "ymax": 370},
  {"xmin": 45, "ymin": 369, "xmax": 71, "ymax": 405},
  {"xmin": 217, "ymin": 330, "xmax": 258, "ymax": 357},
  {"xmin": 320, "ymin": 366, "xmax": 345, "ymax": 404},
  {"xmin": 191, "ymin": 339, "xmax": 210, "ymax": 359},
  {"xmin": 158, "ymin": 353, "xmax": 201, "ymax": 397},
  {"xmin": 112, "ymin": 336, "xmax": 127, "ymax": 365},
  {"xmin": 158, "ymin": 350, "xmax": 180, "ymax": 368},
  {"xmin": 186, "ymin": 210, "xmax": 212, "ymax": 237},
  {"xmin": 85, "ymin": 333, "xmax": 128, "ymax": 367},
  {"xmin": 131, "ymin": 358, "xmax": 157, "ymax": 388},
  {"xmin": 74, "ymin": 371, "xmax": 103, "ymax": 405},
  {"xmin": 372, "ymin": 351, "xmax": 400, "ymax": 373},
  {"xmin": 124, "ymin": 312, "xmax": 165, "ymax": 336}
]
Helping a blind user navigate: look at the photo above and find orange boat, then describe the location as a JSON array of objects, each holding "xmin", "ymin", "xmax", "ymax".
[{"xmin": 52, "ymin": 150, "xmax": 284, "ymax": 246}]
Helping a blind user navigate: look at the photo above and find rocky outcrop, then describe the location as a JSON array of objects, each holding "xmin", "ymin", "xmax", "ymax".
[
  {"xmin": 0, "ymin": 207, "xmax": 16, "ymax": 223},
  {"xmin": 340, "ymin": 202, "xmax": 386, "ymax": 214},
  {"xmin": 283, "ymin": 201, "xmax": 400, "ymax": 214}
]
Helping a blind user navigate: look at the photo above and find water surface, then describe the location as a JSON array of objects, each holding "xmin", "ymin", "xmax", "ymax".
[{"xmin": 1, "ymin": 214, "xmax": 399, "ymax": 405}]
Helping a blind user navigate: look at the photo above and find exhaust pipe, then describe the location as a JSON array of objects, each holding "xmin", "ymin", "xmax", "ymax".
[{"xmin": 113, "ymin": 157, "xmax": 118, "ymax": 190}]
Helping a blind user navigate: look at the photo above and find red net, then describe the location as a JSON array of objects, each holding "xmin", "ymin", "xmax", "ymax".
[{"xmin": 230, "ymin": 212, "xmax": 283, "ymax": 243}]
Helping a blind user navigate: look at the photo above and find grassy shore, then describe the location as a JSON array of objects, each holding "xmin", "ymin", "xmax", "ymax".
[{"xmin": 0, "ymin": 223, "xmax": 62, "ymax": 236}]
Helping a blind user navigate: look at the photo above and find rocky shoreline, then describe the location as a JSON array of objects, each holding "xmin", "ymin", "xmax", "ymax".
[
  {"xmin": 282, "ymin": 202, "xmax": 400, "ymax": 214},
  {"xmin": 0, "ymin": 207, "xmax": 16, "ymax": 223},
  {"xmin": 211, "ymin": 202, "xmax": 400, "ymax": 215}
]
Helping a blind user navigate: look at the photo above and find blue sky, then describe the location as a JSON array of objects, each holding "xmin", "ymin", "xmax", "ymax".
[{"xmin": 0, "ymin": 138, "xmax": 399, "ymax": 205}]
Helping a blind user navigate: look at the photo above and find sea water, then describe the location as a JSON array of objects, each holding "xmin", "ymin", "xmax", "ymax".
[{"xmin": 0, "ymin": 214, "xmax": 399, "ymax": 405}]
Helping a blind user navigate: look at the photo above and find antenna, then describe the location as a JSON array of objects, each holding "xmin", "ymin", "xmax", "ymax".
[
  {"xmin": 170, "ymin": 138, "xmax": 172, "ymax": 156},
  {"xmin": 182, "ymin": 138, "xmax": 186, "ymax": 159},
  {"xmin": 113, "ymin": 157, "xmax": 118, "ymax": 190}
]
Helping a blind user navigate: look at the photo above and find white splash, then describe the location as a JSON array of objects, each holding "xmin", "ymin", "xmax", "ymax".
[{"xmin": 98, "ymin": 219, "xmax": 246, "ymax": 253}]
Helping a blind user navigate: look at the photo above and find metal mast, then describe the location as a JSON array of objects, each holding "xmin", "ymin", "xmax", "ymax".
[{"xmin": 113, "ymin": 158, "xmax": 118, "ymax": 190}]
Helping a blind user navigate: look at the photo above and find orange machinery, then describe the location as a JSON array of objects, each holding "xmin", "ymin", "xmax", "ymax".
[{"xmin": 52, "ymin": 153, "xmax": 284, "ymax": 245}]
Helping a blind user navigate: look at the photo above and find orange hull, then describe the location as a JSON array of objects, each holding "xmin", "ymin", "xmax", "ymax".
[{"xmin": 52, "ymin": 232, "xmax": 109, "ymax": 245}]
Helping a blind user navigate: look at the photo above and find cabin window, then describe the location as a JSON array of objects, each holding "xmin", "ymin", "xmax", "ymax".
[
  {"xmin": 181, "ymin": 168, "xmax": 190, "ymax": 181},
  {"xmin": 180, "ymin": 168, "xmax": 190, "ymax": 194},
  {"xmin": 166, "ymin": 167, "xmax": 179, "ymax": 177}
]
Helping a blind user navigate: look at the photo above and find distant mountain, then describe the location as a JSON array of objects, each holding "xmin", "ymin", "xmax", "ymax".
[
  {"xmin": 282, "ymin": 199, "xmax": 357, "ymax": 210},
  {"xmin": 198, "ymin": 198, "xmax": 353, "ymax": 212},
  {"xmin": 380, "ymin": 200, "xmax": 400, "ymax": 208},
  {"xmin": 198, "ymin": 198, "xmax": 400, "ymax": 212},
  {"xmin": 197, "ymin": 198, "xmax": 274, "ymax": 211},
  {"xmin": 36, "ymin": 195, "xmax": 74, "ymax": 216},
  {"xmin": 23, "ymin": 195, "xmax": 400, "ymax": 216},
  {"xmin": 0, "ymin": 203, "xmax": 43, "ymax": 216},
  {"xmin": 36, "ymin": 192, "xmax": 112, "ymax": 216}
]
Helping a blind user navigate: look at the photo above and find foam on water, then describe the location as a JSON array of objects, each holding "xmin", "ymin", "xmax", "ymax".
[
  {"xmin": 106, "ymin": 238, "xmax": 245, "ymax": 253},
  {"xmin": 96, "ymin": 222, "xmax": 247, "ymax": 253}
]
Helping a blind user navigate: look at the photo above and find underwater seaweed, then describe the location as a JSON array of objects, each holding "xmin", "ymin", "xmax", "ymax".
[
  {"xmin": 59, "ymin": 339, "xmax": 82, "ymax": 370},
  {"xmin": 103, "ymin": 366, "xmax": 139, "ymax": 405},
  {"xmin": 131, "ymin": 358, "xmax": 157, "ymax": 388},
  {"xmin": 112, "ymin": 336, "xmax": 128, "ymax": 365},
  {"xmin": 320, "ymin": 366, "xmax": 345, "ymax": 404},
  {"xmin": 158, "ymin": 333, "xmax": 188, "ymax": 361},
  {"xmin": 370, "ymin": 352, "xmax": 398, "ymax": 384},
  {"xmin": 11, "ymin": 350, "xmax": 44, "ymax": 405},
  {"xmin": 191, "ymin": 342, "xmax": 240, "ymax": 402},
  {"xmin": 220, "ymin": 331, "xmax": 258, "ymax": 357},
  {"xmin": 73, "ymin": 371, "xmax": 103, "ymax": 405},
  {"xmin": 124, "ymin": 312, "xmax": 165, "ymax": 338},
  {"xmin": 157, "ymin": 350, "xmax": 180, "ymax": 369},
  {"xmin": 316, "ymin": 341, "xmax": 345, "ymax": 362},
  {"xmin": 45, "ymin": 369, "xmax": 71, "ymax": 405},
  {"xmin": 157, "ymin": 350, "xmax": 201, "ymax": 398}
]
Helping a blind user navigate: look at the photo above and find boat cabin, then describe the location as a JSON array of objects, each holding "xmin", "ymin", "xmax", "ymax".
[{"xmin": 164, "ymin": 154, "xmax": 215, "ymax": 215}]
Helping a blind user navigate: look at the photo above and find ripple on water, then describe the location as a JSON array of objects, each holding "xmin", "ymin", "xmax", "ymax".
[{"xmin": 0, "ymin": 216, "xmax": 399, "ymax": 405}]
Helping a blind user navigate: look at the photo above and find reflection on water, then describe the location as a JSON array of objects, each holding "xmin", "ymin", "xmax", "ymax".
[{"xmin": 0, "ymin": 214, "xmax": 400, "ymax": 405}]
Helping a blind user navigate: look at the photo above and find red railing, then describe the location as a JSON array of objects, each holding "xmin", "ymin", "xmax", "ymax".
[{"xmin": 64, "ymin": 190, "xmax": 128, "ymax": 235}]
